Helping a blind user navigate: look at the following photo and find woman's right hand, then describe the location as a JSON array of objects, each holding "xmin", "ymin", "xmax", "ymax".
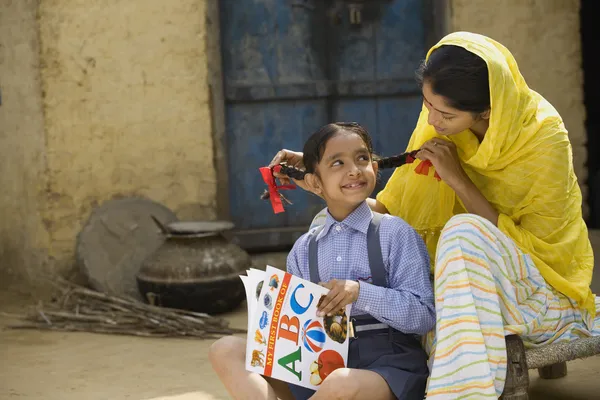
[{"xmin": 269, "ymin": 149, "xmax": 306, "ymax": 188}]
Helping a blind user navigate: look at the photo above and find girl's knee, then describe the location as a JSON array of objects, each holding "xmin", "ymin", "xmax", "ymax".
[
  {"xmin": 209, "ymin": 335, "xmax": 245, "ymax": 370},
  {"xmin": 317, "ymin": 368, "xmax": 359, "ymax": 400}
]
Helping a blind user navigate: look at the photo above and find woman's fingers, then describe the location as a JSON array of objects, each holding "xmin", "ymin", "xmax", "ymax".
[
  {"xmin": 417, "ymin": 147, "xmax": 436, "ymax": 161},
  {"xmin": 269, "ymin": 150, "xmax": 286, "ymax": 168},
  {"xmin": 268, "ymin": 149, "xmax": 305, "ymax": 168}
]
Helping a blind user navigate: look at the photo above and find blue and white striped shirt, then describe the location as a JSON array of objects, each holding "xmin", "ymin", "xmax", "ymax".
[{"xmin": 286, "ymin": 201, "xmax": 436, "ymax": 335}]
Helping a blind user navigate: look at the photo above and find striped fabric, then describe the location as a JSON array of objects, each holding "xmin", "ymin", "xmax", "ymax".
[{"xmin": 425, "ymin": 214, "xmax": 600, "ymax": 399}]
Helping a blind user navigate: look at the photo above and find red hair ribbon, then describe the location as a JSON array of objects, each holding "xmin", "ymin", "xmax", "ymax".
[
  {"xmin": 414, "ymin": 160, "xmax": 441, "ymax": 181},
  {"xmin": 259, "ymin": 165, "xmax": 296, "ymax": 214},
  {"xmin": 404, "ymin": 152, "xmax": 441, "ymax": 181}
]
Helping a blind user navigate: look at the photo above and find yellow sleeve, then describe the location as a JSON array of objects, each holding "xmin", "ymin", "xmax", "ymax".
[{"xmin": 376, "ymin": 165, "xmax": 409, "ymax": 217}]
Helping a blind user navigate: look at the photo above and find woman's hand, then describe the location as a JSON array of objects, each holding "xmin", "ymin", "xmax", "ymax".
[
  {"xmin": 269, "ymin": 149, "xmax": 310, "ymax": 191},
  {"xmin": 419, "ymin": 138, "xmax": 500, "ymax": 225},
  {"xmin": 417, "ymin": 138, "xmax": 470, "ymax": 189},
  {"xmin": 316, "ymin": 279, "xmax": 360, "ymax": 317}
]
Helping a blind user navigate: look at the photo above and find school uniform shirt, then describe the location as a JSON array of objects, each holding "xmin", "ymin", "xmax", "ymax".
[{"xmin": 286, "ymin": 201, "xmax": 436, "ymax": 335}]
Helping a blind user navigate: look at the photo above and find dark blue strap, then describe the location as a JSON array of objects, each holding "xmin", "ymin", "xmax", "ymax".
[
  {"xmin": 367, "ymin": 212, "xmax": 387, "ymax": 287},
  {"xmin": 307, "ymin": 212, "xmax": 386, "ymax": 288},
  {"xmin": 308, "ymin": 225, "xmax": 324, "ymax": 283}
]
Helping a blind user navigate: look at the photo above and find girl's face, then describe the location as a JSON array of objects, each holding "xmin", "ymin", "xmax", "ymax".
[
  {"xmin": 422, "ymin": 81, "xmax": 490, "ymax": 138},
  {"xmin": 307, "ymin": 132, "xmax": 378, "ymax": 215}
]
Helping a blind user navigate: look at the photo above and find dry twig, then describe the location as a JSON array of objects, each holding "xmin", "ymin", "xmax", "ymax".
[{"xmin": 4, "ymin": 279, "xmax": 245, "ymax": 339}]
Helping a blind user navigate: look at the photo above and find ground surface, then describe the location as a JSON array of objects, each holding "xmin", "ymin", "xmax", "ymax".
[{"xmin": 1, "ymin": 235, "xmax": 600, "ymax": 400}]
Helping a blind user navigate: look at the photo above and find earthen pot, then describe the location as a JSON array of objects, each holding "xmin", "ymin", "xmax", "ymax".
[{"xmin": 136, "ymin": 217, "xmax": 250, "ymax": 314}]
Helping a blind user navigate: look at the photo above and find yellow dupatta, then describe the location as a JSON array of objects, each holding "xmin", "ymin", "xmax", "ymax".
[{"xmin": 377, "ymin": 32, "xmax": 595, "ymax": 315}]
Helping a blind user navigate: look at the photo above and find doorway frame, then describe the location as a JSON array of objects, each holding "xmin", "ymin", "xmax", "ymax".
[{"xmin": 205, "ymin": 0, "xmax": 450, "ymax": 248}]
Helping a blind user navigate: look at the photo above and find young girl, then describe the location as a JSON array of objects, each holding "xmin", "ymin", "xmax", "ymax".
[{"xmin": 209, "ymin": 122, "xmax": 435, "ymax": 400}]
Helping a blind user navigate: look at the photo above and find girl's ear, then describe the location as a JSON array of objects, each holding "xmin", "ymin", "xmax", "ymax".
[
  {"xmin": 371, "ymin": 160, "xmax": 379, "ymax": 175},
  {"xmin": 304, "ymin": 173, "xmax": 323, "ymax": 196}
]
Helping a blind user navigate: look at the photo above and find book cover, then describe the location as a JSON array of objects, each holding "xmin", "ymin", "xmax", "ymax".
[{"xmin": 241, "ymin": 265, "xmax": 351, "ymax": 390}]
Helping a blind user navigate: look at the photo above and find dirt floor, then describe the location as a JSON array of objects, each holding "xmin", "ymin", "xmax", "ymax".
[{"xmin": 1, "ymin": 241, "xmax": 600, "ymax": 400}]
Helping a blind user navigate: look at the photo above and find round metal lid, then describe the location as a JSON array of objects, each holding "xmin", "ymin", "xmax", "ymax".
[{"xmin": 76, "ymin": 197, "xmax": 178, "ymax": 300}]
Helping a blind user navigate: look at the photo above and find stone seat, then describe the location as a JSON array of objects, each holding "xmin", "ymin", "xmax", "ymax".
[{"xmin": 500, "ymin": 335, "xmax": 600, "ymax": 399}]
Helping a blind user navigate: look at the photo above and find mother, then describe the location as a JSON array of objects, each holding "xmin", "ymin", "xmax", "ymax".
[{"xmin": 270, "ymin": 32, "xmax": 599, "ymax": 398}]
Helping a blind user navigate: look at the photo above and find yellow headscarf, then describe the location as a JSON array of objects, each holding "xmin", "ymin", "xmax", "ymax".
[{"xmin": 377, "ymin": 32, "xmax": 595, "ymax": 315}]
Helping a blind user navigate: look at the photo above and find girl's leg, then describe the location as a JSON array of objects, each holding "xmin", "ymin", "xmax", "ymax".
[
  {"xmin": 309, "ymin": 368, "xmax": 395, "ymax": 400},
  {"xmin": 426, "ymin": 214, "xmax": 598, "ymax": 399},
  {"xmin": 209, "ymin": 336, "xmax": 294, "ymax": 400}
]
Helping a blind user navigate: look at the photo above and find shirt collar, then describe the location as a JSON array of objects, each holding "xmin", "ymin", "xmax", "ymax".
[{"xmin": 317, "ymin": 201, "xmax": 373, "ymax": 240}]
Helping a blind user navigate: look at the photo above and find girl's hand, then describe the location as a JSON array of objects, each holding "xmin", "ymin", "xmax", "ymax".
[
  {"xmin": 418, "ymin": 138, "xmax": 470, "ymax": 189},
  {"xmin": 316, "ymin": 279, "xmax": 360, "ymax": 317}
]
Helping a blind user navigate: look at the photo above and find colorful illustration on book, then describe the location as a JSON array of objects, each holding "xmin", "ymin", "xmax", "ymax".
[
  {"xmin": 308, "ymin": 350, "xmax": 345, "ymax": 386},
  {"xmin": 255, "ymin": 329, "xmax": 266, "ymax": 345},
  {"xmin": 251, "ymin": 349, "xmax": 265, "ymax": 367},
  {"xmin": 263, "ymin": 293, "xmax": 273, "ymax": 310},
  {"xmin": 255, "ymin": 281, "xmax": 264, "ymax": 300},
  {"xmin": 301, "ymin": 319, "xmax": 326, "ymax": 353},
  {"xmin": 242, "ymin": 266, "xmax": 351, "ymax": 390},
  {"xmin": 323, "ymin": 308, "xmax": 349, "ymax": 344},
  {"xmin": 268, "ymin": 274, "xmax": 280, "ymax": 291},
  {"xmin": 259, "ymin": 311, "xmax": 269, "ymax": 329}
]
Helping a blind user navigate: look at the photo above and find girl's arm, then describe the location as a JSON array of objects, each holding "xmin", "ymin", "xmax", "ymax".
[{"xmin": 354, "ymin": 219, "xmax": 435, "ymax": 335}]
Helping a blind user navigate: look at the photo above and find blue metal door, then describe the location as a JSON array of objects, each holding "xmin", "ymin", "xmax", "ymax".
[{"xmin": 220, "ymin": 0, "xmax": 430, "ymax": 249}]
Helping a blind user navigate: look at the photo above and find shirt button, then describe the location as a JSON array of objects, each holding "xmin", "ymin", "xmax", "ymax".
[
  {"xmin": 335, "ymin": 226, "xmax": 341, "ymax": 232},
  {"xmin": 336, "ymin": 256, "xmax": 342, "ymax": 262}
]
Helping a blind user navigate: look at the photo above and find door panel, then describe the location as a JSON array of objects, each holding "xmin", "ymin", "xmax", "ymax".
[{"xmin": 220, "ymin": 0, "xmax": 428, "ymax": 249}]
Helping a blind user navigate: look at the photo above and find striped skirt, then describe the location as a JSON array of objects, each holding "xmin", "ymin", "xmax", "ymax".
[{"xmin": 425, "ymin": 214, "xmax": 600, "ymax": 399}]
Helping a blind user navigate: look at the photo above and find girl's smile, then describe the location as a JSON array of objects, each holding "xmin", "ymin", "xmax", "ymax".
[{"xmin": 342, "ymin": 181, "xmax": 367, "ymax": 190}]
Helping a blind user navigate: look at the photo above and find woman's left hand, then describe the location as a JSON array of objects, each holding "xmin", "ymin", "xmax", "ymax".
[{"xmin": 418, "ymin": 138, "xmax": 470, "ymax": 189}]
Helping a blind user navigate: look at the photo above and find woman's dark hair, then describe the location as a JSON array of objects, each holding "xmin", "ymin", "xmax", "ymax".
[
  {"xmin": 415, "ymin": 45, "xmax": 490, "ymax": 114},
  {"xmin": 302, "ymin": 122, "xmax": 374, "ymax": 174}
]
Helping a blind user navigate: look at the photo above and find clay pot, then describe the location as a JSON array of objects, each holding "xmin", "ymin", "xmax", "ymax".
[{"xmin": 136, "ymin": 218, "xmax": 250, "ymax": 314}]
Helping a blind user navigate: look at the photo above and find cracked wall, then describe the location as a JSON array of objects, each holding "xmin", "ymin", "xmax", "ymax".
[
  {"xmin": 0, "ymin": 0, "xmax": 50, "ymax": 287},
  {"xmin": 37, "ymin": 0, "xmax": 217, "ymax": 277}
]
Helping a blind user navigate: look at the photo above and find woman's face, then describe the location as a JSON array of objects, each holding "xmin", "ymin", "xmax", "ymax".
[{"xmin": 422, "ymin": 81, "xmax": 489, "ymax": 137}]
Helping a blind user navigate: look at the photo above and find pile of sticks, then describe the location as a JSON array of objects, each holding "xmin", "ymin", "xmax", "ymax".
[{"xmin": 3, "ymin": 279, "xmax": 245, "ymax": 339}]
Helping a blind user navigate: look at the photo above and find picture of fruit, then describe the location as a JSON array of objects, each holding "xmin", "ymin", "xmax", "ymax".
[
  {"xmin": 317, "ymin": 350, "xmax": 345, "ymax": 380},
  {"xmin": 307, "ymin": 349, "xmax": 345, "ymax": 386},
  {"xmin": 323, "ymin": 308, "xmax": 348, "ymax": 344},
  {"xmin": 309, "ymin": 372, "xmax": 322, "ymax": 386}
]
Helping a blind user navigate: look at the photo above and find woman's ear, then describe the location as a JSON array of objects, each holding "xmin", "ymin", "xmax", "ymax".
[
  {"xmin": 480, "ymin": 108, "xmax": 491, "ymax": 120},
  {"xmin": 304, "ymin": 173, "xmax": 323, "ymax": 196}
]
